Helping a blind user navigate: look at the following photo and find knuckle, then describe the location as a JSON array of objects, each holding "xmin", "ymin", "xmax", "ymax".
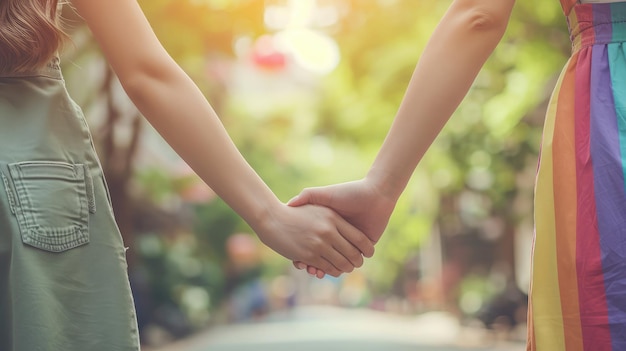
[
  {"xmin": 310, "ymin": 238, "xmax": 325, "ymax": 251},
  {"xmin": 319, "ymin": 208, "xmax": 334, "ymax": 221},
  {"xmin": 315, "ymin": 228, "xmax": 327, "ymax": 238},
  {"xmin": 317, "ymin": 228, "xmax": 332, "ymax": 241}
]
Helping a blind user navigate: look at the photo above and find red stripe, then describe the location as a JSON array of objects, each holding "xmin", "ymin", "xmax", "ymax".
[{"xmin": 574, "ymin": 47, "xmax": 611, "ymax": 351}]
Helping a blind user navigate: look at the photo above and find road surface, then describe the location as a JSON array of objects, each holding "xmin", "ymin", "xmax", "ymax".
[{"xmin": 150, "ymin": 306, "xmax": 526, "ymax": 351}]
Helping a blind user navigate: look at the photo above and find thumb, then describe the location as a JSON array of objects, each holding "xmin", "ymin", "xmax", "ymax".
[{"xmin": 287, "ymin": 188, "xmax": 315, "ymax": 207}]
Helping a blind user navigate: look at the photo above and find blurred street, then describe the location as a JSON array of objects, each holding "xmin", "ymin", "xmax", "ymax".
[{"xmin": 148, "ymin": 306, "xmax": 526, "ymax": 351}]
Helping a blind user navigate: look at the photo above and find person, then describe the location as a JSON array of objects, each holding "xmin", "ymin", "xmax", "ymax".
[
  {"xmin": 0, "ymin": 0, "xmax": 376, "ymax": 350},
  {"xmin": 291, "ymin": 0, "xmax": 626, "ymax": 350}
]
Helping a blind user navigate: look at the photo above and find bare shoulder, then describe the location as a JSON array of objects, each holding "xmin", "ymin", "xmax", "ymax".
[{"xmin": 68, "ymin": 0, "xmax": 175, "ymax": 81}]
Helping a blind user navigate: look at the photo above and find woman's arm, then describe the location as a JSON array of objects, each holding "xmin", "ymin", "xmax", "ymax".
[
  {"xmin": 69, "ymin": 0, "xmax": 375, "ymax": 276},
  {"xmin": 290, "ymin": 0, "xmax": 516, "ymax": 275},
  {"xmin": 368, "ymin": 0, "xmax": 516, "ymax": 201}
]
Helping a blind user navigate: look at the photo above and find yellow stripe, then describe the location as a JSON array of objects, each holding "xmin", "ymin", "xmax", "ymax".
[
  {"xmin": 567, "ymin": 7, "xmax": 584, "ymax": 53},
  {"xmin": 530, "ymin": 59, "xmax": 570, "ymax": 351}
]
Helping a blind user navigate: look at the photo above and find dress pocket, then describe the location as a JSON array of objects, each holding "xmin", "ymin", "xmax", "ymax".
[{"xmin": 3, "ymin": 161, "xmax": 91, "ymax": 252}]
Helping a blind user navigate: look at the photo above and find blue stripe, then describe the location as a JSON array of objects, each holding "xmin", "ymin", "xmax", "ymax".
[{"xmin": 591, "ymin": 40, "xmax": 626, "ymax": 351}]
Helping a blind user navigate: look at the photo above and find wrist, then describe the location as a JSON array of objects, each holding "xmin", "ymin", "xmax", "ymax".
[
  {"xmin": 365, "ymin": 167, "xmax": 405, "ymax": 203},
  {"xmin": 245, "ymin": 197, "xmax": 283, "ymax": 244}
]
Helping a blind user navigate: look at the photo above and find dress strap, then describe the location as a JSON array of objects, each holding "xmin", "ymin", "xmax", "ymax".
[{"xmin": 561, "ymin": 0, "xmax": 579, "ymax": 15}]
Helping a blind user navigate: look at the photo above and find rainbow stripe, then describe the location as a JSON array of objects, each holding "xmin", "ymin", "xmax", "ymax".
[{"xmin": 529, "ymin": 3, "xmax": 626, "ymax": 351}]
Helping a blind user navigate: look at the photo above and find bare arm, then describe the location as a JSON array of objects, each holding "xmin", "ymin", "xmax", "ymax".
[
  {"xmin": 69, "ymin": 0, "xmax": 375, "ymax": 275},
  {"xmin": 368, "ymin": 0, "xmax": 516, "ymax": 200},
  {"xmin": 291, "ymin": 0, "xmax": 516, "ymax": 275}
]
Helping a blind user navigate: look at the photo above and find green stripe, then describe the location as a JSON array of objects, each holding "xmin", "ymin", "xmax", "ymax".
[
  {"xmin": 611, "ymin": 3, "xmax": 626, "ymax": 40},
  {"xmin": 608, "ymin": 43, "xmax": 626, "ymax": 194}
]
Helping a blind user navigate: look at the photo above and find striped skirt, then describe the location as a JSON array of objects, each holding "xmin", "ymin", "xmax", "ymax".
[{"xmin": 528, "ymin": 3, "xmax": 626, "ymax": 351}]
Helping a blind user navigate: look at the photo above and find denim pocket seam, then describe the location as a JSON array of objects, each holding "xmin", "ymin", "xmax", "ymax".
[
  {"xmin": 1, "ymin": 171, "xmax": 16, "ymax": 214},
  {"xmin": 84, "ymin": 164, "xmax": 96, "ymax": 214},
  {"xmin": 7, "ymin": 161, "xmax": 90, "ymax": 253}
]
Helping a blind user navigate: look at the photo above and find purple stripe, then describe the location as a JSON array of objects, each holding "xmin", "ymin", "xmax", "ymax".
[
  {"xmin": 593, "ymin": 4, "xmax": 613, "ymax": 44},
  {"xmin": 590, "ymin": 45, "xmax": 626, "ymax": 349}
]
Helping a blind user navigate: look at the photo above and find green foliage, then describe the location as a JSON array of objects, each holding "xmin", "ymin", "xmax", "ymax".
[
  {"xmin": 193, "ymin": 199, "xmax": 244, "ymax": 264},
  {"xmin": 182, "ymin": 0, "xmax": 572, "ymax": 293},
  {"xmin": 139, "ymin": 0, "xmax": 265, "ymax": 59}
]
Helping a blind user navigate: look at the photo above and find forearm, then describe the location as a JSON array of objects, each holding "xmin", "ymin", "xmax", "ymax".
[
  {"xmin": 124, "ymin": 63, "xmax": 280, "ymax": 230},
  {"xmin": 71, "ymin": 0, "xmax": 375, "ymax": 273},
  {"xmin": 367, "ymin": 0, "xmax": 515, "ymax": 200}
]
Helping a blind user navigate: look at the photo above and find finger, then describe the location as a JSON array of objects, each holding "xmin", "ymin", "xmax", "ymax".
[
  {"xmin": 293, "ymin": 261, "xmax": 307, "ymax": 270},
  {"xmin": 287, "ymin": 190, "xmax": 312, "ymax": 207},
  {"xmin": 288, "ymin": 187, "xmax": 329, "ymax": 207},
  {"xmin": 305, "ymin": 265, "xmax": 326, "ymax": 279},
  {"xmin": 287, "ymin": 193, "xmax": 306, "ymax": 207},
  {"xmin": 327, "ymin": 223, "xmax": 368, "ymax": 268},
  {"xmin": 336, "ymin": 219, "xmax": 375, "ymax": 259},
  {"xmin": 307, "ymin": 254, "xmax": 342, "ymax": 277},
  {"xmin": 320, "ymin": 263, "xmax": 342, "ymax": 277},
  {"xmin": 311, "ymin": 261, "xmax": 344, "ymax": 278},
  {"xmin": 322, "ymin": 247, "xmax": 355, "ymax": 274},
  {"xmin": 335, "ymin": 241, "xmax": 363, "ymax": 270}
]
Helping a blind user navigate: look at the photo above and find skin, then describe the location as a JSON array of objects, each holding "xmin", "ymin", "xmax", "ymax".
[
  {"xmin": 68, "ymin": 0, "xmax": 375, "ymax": 277},
  {"xmin": 290, "ymin": 0, "xmax": 517, "ymax": 277}
]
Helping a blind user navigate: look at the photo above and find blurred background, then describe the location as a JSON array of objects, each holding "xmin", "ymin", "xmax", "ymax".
[{"xmin": 59, "ymin": 0, "xmax": 571, "ymax": 349}]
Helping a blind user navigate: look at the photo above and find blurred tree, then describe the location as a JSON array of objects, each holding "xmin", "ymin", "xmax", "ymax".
[
  {"xmin": 223, "ymin": 0, "xmax": 570, "ymax": 306},
  {"xmin": 59, "ymin": 0, "xmax": 574, "ymax": 341},
  {"xmin": 295, "ymin": 0, "xmax": 570, "ymax": 311}
]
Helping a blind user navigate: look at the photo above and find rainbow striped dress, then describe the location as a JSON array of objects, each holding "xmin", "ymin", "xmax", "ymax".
[{"xmin": 528, "ymin": 1, "xmax": 626, "ymax": 350}]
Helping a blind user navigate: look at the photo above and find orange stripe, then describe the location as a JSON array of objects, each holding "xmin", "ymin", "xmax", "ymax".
[
  {"xmin": 552, "ymin": 53, "xmax": 584, "ymax": 351},
  {"xmin": 560, "ymin": 0, "xmax": 577, "ymax": 15}
]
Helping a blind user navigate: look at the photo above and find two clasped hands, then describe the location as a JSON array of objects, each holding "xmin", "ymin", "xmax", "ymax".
[{"xmin": 257, "ymin": 174, "xmax": 399, "ymax": 279}]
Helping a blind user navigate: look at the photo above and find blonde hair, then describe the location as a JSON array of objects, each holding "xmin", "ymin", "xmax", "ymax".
[{"xmin": 0, "ymin": 0, "xmax": 66, "ymax": 73}]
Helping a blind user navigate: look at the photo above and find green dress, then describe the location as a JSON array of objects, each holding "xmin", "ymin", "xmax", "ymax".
[{"xmin": 0, "ymin": 59, "xmax": 140, "ymax": 350}]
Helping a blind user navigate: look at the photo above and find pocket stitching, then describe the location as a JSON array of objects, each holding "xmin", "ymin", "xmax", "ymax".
[
  {"xmin": 84, "ymin": 164, "xmax": 96, "ymax": 214},
  {"xmin": 7, "ymin": 161, "xmax": 90, "ymax": 253},
  {"xmin": 1, "ymin": 171, "xmax": 16, "ymax": 214}
]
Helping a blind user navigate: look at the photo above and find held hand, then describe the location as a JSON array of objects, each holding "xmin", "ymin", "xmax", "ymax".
[
  {"xmin": 254, "ymin": 203, "xmax": 375, "ymax": 277},
  {"xmin": 288, "ymin": 178, "xmax": 397, "ymax": 277}
]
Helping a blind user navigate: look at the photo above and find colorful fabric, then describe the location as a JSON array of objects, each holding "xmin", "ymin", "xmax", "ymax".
[
  {"xmin": 528, "ymin": 2, "xmax": 626, "ymax": 350},
  {"xmin": 561, "ymin": 0, "xmax": 578, "ymax": 15}
]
